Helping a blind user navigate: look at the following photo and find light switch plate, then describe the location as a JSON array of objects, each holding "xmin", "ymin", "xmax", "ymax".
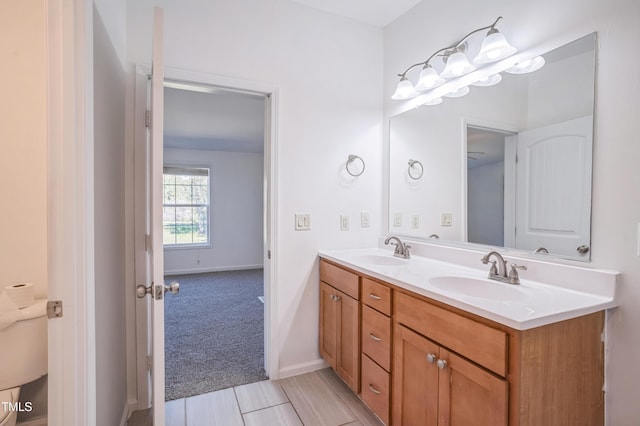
[
  {"xmin": 361, "ymin": 212, "xmax": 370, "ymax": 228},
  {"xmin": 393, "ymin": 213, "xmax": 402, "ymax": 227},
  {"xmin": 340, "ymin": 215, "xmax": 350, "ymax": 231},
  {"xmin": 294, "ymin": 213, "xmax": 311, "ymax": 231},
  {"xmin": 441, "ymin": 213, "xmax": 453, "ymax": 227},
  {"xmin": 411, "ymin": 214, "xmax": 420, "ymax": 229}
]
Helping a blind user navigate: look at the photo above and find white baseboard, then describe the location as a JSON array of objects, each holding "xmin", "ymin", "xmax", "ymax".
[
  {"xmin": 165, "ymin": 264, "xmax": 263, "ymax": 276},
  {"xmin": 278, "ymin": 358, "xmax": 329, "ymax": 379}
]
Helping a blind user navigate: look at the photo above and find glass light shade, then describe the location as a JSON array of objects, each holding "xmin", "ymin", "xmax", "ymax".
[
  {"xmin": 415, "ymin": 65, "xmax": 445, "ymax": 91},
  {"xmin": 472, "ymin": 73, "xmax": 502, "ymax": 87},
  {"xmin": 473, "ymin": 31, "xmax": 517, "ymax": 64},
  {"xmin": 391, "ymin": 77, "xmax": 419, "ymax": 100},
  {"xmin": 440, "ymin": 51, "xmax": 476, "ymax": 78},
  {"xmin": 505, "ymin": 56, "xmax": 545, "ymax": 74},
  {"xmin": 444, "ymin": 86, "xmax": 470, "ymax": 98}
]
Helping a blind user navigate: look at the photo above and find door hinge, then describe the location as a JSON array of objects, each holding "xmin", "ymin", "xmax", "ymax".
[
  {"xmin": 147, "ymin": 355, "xmax": 153, "ymax": 371},
  {"xmin": 145, "ymin": 234, "xmax": 152, "ymax": 252},
  {"xmin": 145, "ymin": 110, "xmax": 151, "ymax": 128},
  {"xmin": 267, "ymin": 250, "xmax": 271, "ymax": 260},
  {"xmin": 47, "ymin": 300, "xmax": 63, "ymax": 319}
]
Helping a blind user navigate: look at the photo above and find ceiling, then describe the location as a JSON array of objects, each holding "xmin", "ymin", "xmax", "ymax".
[
  {"xmin": 163, "ymin": 85, "xmax": 266, "ymax": 153},
  {"xmin": 289, "ymin": 0, "xmax": 423, "ymax": 27}
]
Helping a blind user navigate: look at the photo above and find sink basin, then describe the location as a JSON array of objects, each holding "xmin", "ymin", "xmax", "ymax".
[
  {"xmin": 352, "ymin": 254, "xmax": 408, "ymax": 266},
  {"xmin": 429, "ymin": 276, "xmax": 523, "ymax": 300}
]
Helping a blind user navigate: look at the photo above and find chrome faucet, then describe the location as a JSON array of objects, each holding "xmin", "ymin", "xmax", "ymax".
[
  {"xmin": 481, "ymin": 251, "xmax": 526, "ymax": 285},
  {"xmin": 384, "ymin": 236, "xmax": 411, "ymax": 259}
]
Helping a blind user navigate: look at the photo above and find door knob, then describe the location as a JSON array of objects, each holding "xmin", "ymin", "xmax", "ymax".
[
  {"xmin": 165, "ymin": 281, "xmax": 180, "ymax": 295},
  {"xmin": 136, "ymin": 282, "xmax": 180, "ymax": 299},
  {"xmin": 577, "ymin": 245, "xmax": 590, "ymax": 255},
  {"xmin": 136, "ymin": 284, "xmax": 152, "ymax": 298},
  {"xmin": 426, "ymin": 353, "xmax": 436, "ymax": 364},
  {"xmin": 436, "ymin": 359, "xmax": 448, "ymax": 369}
]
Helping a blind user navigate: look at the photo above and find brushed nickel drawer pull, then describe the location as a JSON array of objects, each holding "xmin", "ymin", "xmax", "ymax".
[
  {"xmin": 369, "ymin": 293, "xmax": 382, "ymax": 300},
  {"xmin": 369, "ymin": 333, "xmax": 382, "ymax": 342},
  {"xmin": 368, "ymin": 384, "xmax": 381, "ymax": 395}
]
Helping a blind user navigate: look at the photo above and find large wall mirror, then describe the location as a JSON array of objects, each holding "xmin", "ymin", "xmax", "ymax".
[{"xmin": 389, "ymin": 33, "xmax": 596, "ymax": 261}]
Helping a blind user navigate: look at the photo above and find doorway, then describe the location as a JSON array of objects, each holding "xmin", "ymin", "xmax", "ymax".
[
  {"xmin": 465, "ymin": 125, "xmax": 515, "ymax": 247},
  {"xmin": 162, "ymin": 83, "xmax": 268, "ymax": 400},
  {"xmin": 132, "ymin": 66, "xmax": 279, "ymax": 413}
]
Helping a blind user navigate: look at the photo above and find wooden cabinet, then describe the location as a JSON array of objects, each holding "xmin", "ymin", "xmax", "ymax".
[
  {"xmin": 319, "ymin": 261, "xmax": 360, "ymax": 392},
  {"xmin": 361, "ymin": 278, "xmax": 393, "ymax": 424},
  {"xmin": 393, "ymin": 323, "xmax": 507, "ymax": 426},
  {"xmin": 318, "ymin": 259, "xmax": 605, "ymax": 426}
]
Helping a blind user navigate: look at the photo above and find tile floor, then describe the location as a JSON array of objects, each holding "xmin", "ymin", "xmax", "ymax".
[{"xmin": 129, "ymin": 368, "xmax": 383, "ymax": 426}]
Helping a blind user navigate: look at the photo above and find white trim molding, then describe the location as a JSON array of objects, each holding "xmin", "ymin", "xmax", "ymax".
[{"xmin": 47, "ymin": 0, "xmax": 96, "ymax": 425}]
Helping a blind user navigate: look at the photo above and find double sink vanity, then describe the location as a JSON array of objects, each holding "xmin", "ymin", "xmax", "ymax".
[{"xmin": 318, "ymin": 239, "xmax": 618, "ymax": 425}]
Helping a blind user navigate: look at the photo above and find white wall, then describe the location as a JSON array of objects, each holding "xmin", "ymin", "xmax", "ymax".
[
  {"xmin": 93, "ymin": 1, "xmax": 129, "ymax": 425},
  {"xmin": 163, "ymin": 148, "xmax": 264, "ymax": 274},
  {"xmin": 0, "ymin": 0, "xmax": 48, "ymax": 299},
  {"xmin": 384, "ymin": 0, "xmax": 640, "ymax": 423},
  {"xmin": 127, "ymin": 0, "xmax": 383, "ymax": 375},
  {"xmin": 1, "ymin": 1, "xmax": 49, "ymax": 421}
]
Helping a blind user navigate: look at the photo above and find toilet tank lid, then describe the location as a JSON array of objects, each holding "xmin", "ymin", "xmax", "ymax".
[{"xmin": 16, "ymin": 299, "xmax": 47, "ymax": 321}]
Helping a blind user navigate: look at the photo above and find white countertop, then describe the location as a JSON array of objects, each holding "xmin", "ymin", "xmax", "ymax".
[{"xmin": 318, "ymin": 247, "xmax": 619, "ymax": 330}]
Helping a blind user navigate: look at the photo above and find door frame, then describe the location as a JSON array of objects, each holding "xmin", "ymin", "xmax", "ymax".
[
  {"xmin": 129, "ymin": 65, "xmax": 280, "ymax": 409},
  {"xmin": 47, "ymin": 0, "xmax": 96, "ymax": 424}
]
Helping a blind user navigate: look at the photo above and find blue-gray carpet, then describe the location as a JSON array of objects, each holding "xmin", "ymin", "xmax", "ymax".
[{"xmin": 164, "ymin": 269, "xmax": 266, "ymax": 401}]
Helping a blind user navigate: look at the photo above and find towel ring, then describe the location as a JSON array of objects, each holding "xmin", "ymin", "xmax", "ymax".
[
  {"xmin": 408, "ymin": 159, "xmax": 423, "ymax": 180},
  {"xmin": 346, "ymin": 155, "xmax": 365, "ymax": 177}
]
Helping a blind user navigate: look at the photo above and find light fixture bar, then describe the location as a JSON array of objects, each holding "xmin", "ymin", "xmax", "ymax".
[{"xmin": 392, "ymin": 16, "xmax": 517, "ymax": 101}]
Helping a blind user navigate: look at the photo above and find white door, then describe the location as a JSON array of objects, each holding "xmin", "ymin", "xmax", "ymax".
[
  {"xmin": 134, "ymin": 7, "xmax": 172, "ymax": 424},
  {"xmin": 515, "ymin": 116, "xmax": 593, "ymax": 258}
]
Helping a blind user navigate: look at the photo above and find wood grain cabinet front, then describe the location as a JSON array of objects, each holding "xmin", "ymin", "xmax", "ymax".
[
  {"xmin": 318, "ymin": 258, "xmax": 606, "ymax": 426},
  {"xmin": 319, "ymin": 261, "xmax": 360, "ymax": 393},
  {"xmin": 393, "ymin": 323, "xmax": 508, "ymax": 426}
]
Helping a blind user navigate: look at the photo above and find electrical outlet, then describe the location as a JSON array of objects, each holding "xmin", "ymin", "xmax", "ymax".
[
  {"xmin": 294, "ymin": 213, "xmax": 311, "ymax": 231},
  {"xmin": 340, "ymin": 215, "xmax": 350, "ymax": 231},
  {"xmin": 441, "ymin": 213, "xmax": 453, "ymax": 227},
  {"xmin": 361, "ymin": 212, "xmax": 370, "ymax": 228}
]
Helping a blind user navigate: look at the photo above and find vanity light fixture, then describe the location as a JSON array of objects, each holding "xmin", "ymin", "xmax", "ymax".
[
  {"xmin": 472, "ymin": 73, "xmax": 503, "ymax": 87},
  {"xmin": 391, "ymin": 76, "xmax": 420, "ymax": 100},
  {"xmin": 392, "ymin": 16, "xmax": 517, "ymax": 100},
  {"xmin": 444, "ymin": 86, "xmax": 470, "ymax": 98},
  {"xmin": 505, "ymin": 56, "xmax": 546, "ymax": 74}
]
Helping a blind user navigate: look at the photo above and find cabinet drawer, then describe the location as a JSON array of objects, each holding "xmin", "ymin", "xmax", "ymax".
[
  {"xmin": 362, "ymin": 305, "xmax": 391, "ymax": 371},
  {"xmin": 362, "ymin": 278, "xmax": 392, "ymax": 316},
  {"xmin": 395, "ymin": 291, "xmax": 507, "ymax": 377},
  {"xmin": 320, "ymin": 260, "xmax": 359, "ymax": 300},
  {"xmin": 361, "ymin": 354, "xmax": 390, "ymax": 425}
]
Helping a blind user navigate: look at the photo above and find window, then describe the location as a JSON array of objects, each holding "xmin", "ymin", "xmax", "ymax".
[{"xmin": 163, "ymin": 166, "xmax": 210, "ymax": 246}]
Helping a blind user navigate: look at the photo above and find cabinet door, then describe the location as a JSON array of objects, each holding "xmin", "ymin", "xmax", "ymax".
[
  {"xmin": 319, "ymin": 282, "xmax": 338, "ymax": 368},
  {"xmin": 438, "ymin": 348, "xmax": 508, "ymax": 426},
  {"xmin": 336, "ymin": 289, "xmax": 360, "ymax": 392},
  {"xmin": 393, "ymin": 324, "xmax": 439, "ymax": 426}
]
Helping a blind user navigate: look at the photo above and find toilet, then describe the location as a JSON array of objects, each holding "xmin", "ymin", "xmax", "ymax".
[{"xmin": 0, "ymin": 299, "xmax": 48, "ymax": 426}]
